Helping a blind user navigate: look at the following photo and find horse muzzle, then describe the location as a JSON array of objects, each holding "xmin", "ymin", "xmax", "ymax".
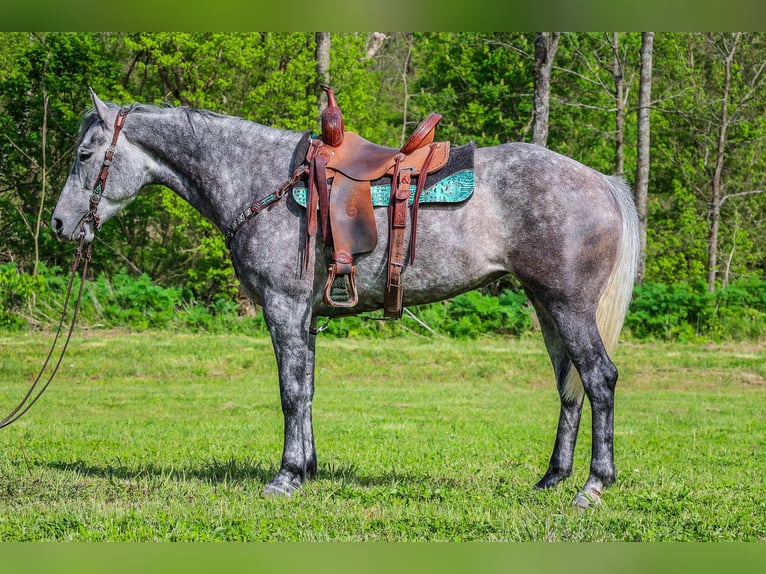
[{"xmin": 51, "ymin": 211, "xmax": 96, "ymax": 243}]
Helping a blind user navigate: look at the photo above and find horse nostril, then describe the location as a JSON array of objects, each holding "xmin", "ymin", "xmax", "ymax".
[{"xmin": 53, "ymin": 218, "xmax": 64, "ymax": 234}]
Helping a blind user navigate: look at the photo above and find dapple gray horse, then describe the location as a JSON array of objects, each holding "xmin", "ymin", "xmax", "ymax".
[{"xmin": 51, "ymin": 91, "xmax": 639, "ymax": 508}]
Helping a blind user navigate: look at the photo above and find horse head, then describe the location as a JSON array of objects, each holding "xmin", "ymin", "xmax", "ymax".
[{"xmin": 51, "ymin": 90, "xmax": 145, "ymax": 243}]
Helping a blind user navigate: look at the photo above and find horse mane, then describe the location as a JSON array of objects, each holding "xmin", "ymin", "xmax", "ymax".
[{"xmin": 80, "ymin": 99, "xmax": 300, "ymax": 148}]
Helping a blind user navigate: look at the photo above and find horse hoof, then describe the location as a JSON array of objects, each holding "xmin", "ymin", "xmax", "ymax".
[
  {"xmin": 263, "ymin": 471, "xmax": 303, "ymax": 497},
  {"xmin": 262, "ymin": 483, "xmax": 295, "ymax": 497},
  {"xmin": 572, "ymin": 487, "xmax": 602, "ymax": 509},
  {"xmin": 534, "ymin": 472, "xmax": 569, "ymax": 489}
]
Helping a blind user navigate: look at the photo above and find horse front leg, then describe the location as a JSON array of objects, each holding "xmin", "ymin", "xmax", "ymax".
[{"xmin": 261, "ymin": 296, "xmax": 317, "ymax": 496}]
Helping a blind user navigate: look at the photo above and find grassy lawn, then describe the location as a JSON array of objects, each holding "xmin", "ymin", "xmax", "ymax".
[{"xmin": 0, "ymin": 331, "xmax": 764, "ymax": 541}]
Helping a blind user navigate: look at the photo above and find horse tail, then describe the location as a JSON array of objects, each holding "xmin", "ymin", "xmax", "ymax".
[{"xmin": 563, "ymin": 176, "xmax": 640, "ymax": 401}]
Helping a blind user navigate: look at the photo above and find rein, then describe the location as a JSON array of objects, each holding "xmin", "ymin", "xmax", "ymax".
[
  {"xmin": 0, "ymin": 232, "xmax": 92, "ymax": 429},
  {"xmin": 0, "ymin": 108, "xmax": 128, "ymax": 430}
]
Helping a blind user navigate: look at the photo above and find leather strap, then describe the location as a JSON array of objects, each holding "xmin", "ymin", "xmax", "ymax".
[
  {"xmin": 306, "ymin": 140, "xmax": 331, "ymax": 270},
  {"xmin": 89, "ymin": 108, "xmax": 129, "ymax": 220},
  {"xmin": 384, "ymin": 155, "xmax": 411, "ymax": 318},
  {"xmin": 409, "ymin": 143, "xmax": 438, "ymax": 264},
  {"xmin": 383, "ymin": 143, "xmax": 438, "ymax": 318}
]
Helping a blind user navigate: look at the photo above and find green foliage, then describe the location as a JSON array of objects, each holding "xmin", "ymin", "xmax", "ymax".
[
  {"xmin": 320, "ymin": 289, "xmax": 533, "ymax": 339},
  {"xmin": 79, "ymin": 269, "xmax": 266, "ymax": 334},
  {"xmin": 0, "ymin": 33, "xmax": 125, "ymax": 273},
  {"xmin": 626, "ymin": 278, "xmax": 766, "ymax": 341},
  {"xmin": 86, "ymin": 271, "xmax": 184, "ymax": 330},
  {"xmin": 0, "ymin": 262, "xmax": 46, "ymax": 329},
  {"xmin": 2, "ymin": 32, "xmax": 766, "ymax": 326},
  {"xmin": 412, "ymin": 33, "xmax": 534, "ymax": 147},
  {"xmin": 417, "ymin": 290, "xmax": 532, "ymax": 338},
  {"xmin": 8, "ymin": 266, "xmax": 264, "ymax": 335},
  {"xmin": 5, "ymin": 260, "xmax": 766, "ymax": 343}
]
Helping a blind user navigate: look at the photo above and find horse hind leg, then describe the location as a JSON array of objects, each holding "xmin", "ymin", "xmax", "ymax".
[
  {"xmin": 531, "ymin": 297, "xmax": 585, "ymax": 490},
  {"xmin": 548, "ymin": 307, "xmax": 619, "ymax": 509}
]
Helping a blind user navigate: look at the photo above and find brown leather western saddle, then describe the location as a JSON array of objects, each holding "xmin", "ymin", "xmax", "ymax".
[{"xmin": 306, "ymin": 86, "xmax": 450, "ymax": 318}]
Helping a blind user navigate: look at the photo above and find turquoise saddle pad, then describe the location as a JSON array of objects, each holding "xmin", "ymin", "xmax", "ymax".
[{"xmin": 292, "ymin": 169, "xmax": 474, "ymax": 208}]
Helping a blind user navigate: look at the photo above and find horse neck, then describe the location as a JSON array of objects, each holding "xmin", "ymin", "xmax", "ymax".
[{"xmin": 127, "ymin": 106, "xmax": 303, "ymax": 231}]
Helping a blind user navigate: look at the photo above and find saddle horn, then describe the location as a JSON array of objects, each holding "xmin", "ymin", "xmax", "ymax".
[{"xmin": 320, "ymin": 85, "xmax": 344, "ymax": 147}]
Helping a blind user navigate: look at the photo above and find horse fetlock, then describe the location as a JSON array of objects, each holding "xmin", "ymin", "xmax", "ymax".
[
  {"xmin": 306, "ymin": 457, "xmax": 318, "ymax": 479},
  {"xmin": 589, "ymin": 461, "xmax": 616, "ymax": 488}
]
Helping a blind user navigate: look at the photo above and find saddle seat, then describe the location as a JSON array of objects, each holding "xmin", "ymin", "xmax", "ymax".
[
  {"xmin": 321, "ymin": 112, "xmax": 444, "ymax": 182},
  {"xmin": 305, "ymin": 86, "xmax": 450, "ymax": 317}
]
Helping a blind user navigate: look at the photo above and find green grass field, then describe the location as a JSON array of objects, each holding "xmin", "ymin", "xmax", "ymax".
[{"xmin": 0, "ymin": 331, "xmax": 763, "ymax": 541}]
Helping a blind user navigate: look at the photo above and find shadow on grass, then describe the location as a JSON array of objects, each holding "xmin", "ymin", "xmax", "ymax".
[
  {"xmin": 45, "ymin": 457, "xmax": 462, "ymax": 491},
  {"xmin": 47, "ymin": 457, "xmax": 277, "ymax": 485}
]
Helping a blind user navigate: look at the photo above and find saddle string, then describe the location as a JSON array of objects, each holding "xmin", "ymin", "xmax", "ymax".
[
  {"xmin": 0, "ymin": 229, "xmax": 92, "ymax": 429},
  {"xmin": 408, "ymin": 143, "xmax": 438, "ymax": 264}
]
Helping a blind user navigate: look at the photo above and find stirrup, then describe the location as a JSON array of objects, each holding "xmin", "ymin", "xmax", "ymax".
[{"xmin": 323, "ymin": 264, "xmax": 359, "ymax": 308}]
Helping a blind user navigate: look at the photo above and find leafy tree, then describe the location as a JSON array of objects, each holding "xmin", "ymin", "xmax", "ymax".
[
  {"xmin": 90, "ymin": 33, "xmax": 385, "ymax": 301},
  {"xmin": 410, "ymin": 33, "xmax": 535, "ymax": 147},
  {"xmin": 0, "ymin": 32, "xmax": 124, "ymax": 272},
  {"xmin": 650, "ymin": 32, "xmax": 766, "ymax": 287},
  {"xmin": 532, "ymin": 32, "xmax": 560, "ymax": 147},
  {"xmin": 0, "ymin": 32, "xmax": 764, "ymax": 324},
  {"xmin": 635, "ymin": 32, "xmax": 654, "ymax": 284},
  {"xmin": 547, "ymin": 32, "xmax": 643, "ymax": 176}
]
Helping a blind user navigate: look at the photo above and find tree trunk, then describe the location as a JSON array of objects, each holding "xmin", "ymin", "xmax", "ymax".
[
  {"xmin": 610, "ymin": 32, "xmax": 626, "ymax": 177},
  {"xmin": 315, "ymin": 32, "xmax": 331, "ymax": 113},
  {"xmin": 34, "ymin": 92, "xmax": 48, "ymax": 277},
  {"xmin": 635, "ymin": 32, "xmax": 654, "ymax": 284},
  {"xmin": 399, "ymin": 39, "xmax": 413, "ymax": 148},
  {"xmin": 532, "ymin": 32, "xmax": 560, "ymax": 148},
  {"xmin": 707, "ymin": 33, "xmax": 738, "ymax": 292}
]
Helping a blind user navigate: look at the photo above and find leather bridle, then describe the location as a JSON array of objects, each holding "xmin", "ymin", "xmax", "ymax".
[
  {"xmin": 0, "ymin": 108, "xmax": 129, "ymax": 430},
  {"xmin": 84, "ymin": 107, "xmax": 129, "ymax": 228}
]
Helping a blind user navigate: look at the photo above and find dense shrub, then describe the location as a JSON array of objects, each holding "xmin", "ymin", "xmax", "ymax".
[
  {"xmin": 2, "ymin": 264, "xmax": 764, "ymax": 342},
  {"xmin": 626, "ymin": 278, "xmax": 766, "ymax": 341},
  {"xmin": 0, "ymin": 263, "xmax": 47, "ymax": 329},
  {"xmin": 417, "ymin": 289, "xmax": 532, "ymax": 338}
]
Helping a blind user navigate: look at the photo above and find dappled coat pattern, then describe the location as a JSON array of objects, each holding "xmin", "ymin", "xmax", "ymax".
[{"xmin": 51, "ymin": 92, "xmax": 639, "ymax": 508}]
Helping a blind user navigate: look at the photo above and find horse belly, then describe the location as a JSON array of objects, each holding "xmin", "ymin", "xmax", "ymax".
[{"xmin": 329, "ymin": 190, "xmax": 509, "ymax": 313}]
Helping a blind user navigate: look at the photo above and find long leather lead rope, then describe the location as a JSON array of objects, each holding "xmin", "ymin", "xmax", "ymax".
[
  {"xmin": 0, "ymin": 108, "xmax": 128, "ymax": 430},
  {"xmin": 0, "ymin": 230, "xmax": 92, "ymax": 429}
]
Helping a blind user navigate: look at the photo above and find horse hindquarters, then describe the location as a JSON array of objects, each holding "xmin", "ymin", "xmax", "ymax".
[{"xmin": 519, "ymin": 175, "xmax": 639, "ymax": 507}]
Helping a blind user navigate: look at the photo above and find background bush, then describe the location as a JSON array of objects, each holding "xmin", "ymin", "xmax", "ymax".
[
  {"xmin": 626, "ymin": 278, "xmax": 766, "ymax": 342},
  {"xmin": 3, "ymin": 263, "xmax": 763, "ymax": 342}
]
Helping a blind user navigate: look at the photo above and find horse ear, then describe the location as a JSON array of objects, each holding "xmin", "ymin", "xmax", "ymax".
[{"xmin": 89, "ymin": 88, "xmax": 110, "ymax": 124}]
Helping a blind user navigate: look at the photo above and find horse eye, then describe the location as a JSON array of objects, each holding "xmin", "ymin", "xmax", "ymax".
[{"xmin": 79, "ymin": 150, "xmax": 93, "ymax": 162}]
